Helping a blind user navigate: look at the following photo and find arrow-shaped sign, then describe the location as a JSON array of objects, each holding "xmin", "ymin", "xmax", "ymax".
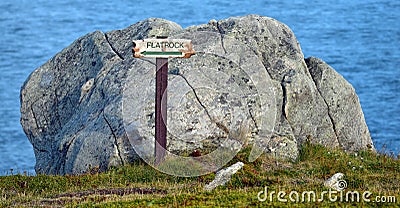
[{"xmin": 133, "ymin": 39, "xmax": 195, "ymax": 58}]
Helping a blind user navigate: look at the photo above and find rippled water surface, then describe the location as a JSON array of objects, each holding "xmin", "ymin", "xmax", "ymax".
[{"xmin": 0, "ymin": 0, "xmax": 399, "ymax": 174}]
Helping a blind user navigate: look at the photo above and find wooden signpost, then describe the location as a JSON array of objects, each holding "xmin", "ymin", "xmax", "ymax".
[{"xmin": 132, "ymin": 38, "xmax": 195, "ymax": 164}]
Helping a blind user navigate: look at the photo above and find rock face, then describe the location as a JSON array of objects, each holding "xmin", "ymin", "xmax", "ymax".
[
  {"xmin": 20, "ymin": 15, "xmax": 374, "ymax": 175},
  {"xmin": 305, "ymin": 57, "xmax": 372, "ymax": 151}
]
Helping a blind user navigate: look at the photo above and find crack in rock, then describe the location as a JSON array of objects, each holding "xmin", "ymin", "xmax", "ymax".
[
  {"xmin": 30, "ymin": 104, "xmax": 41, "ymax": 130},
  {"xmin": 102, "ymin": 111, "xmax": 125, "ymax": 166},
  {"xmin": 306, "ymin": 64, "xmax": 341, "ymax": 147},
  {"xmin": 248, "ymin": 107, "xmax": 259, "ymax": 133},
  {"xmin": 280, "ymin": 76, "xmax": 288, "ymax": 120},
  {"xmin": 318, "ymin": 93, "xmax": 340, "ymax": 146},
  {"xmin": 176, "ymin": 73, "xmax": 229, "ymax": 134},
  {"xmin": 216, "ymin": 21, "xmax": 227, "ymax": 54},
  {"xmin": 59, "ymin": 135, "xmax": 77, "ymax": 174},
  {"xmin": 104, "ymin": 33, "xmax": 124, "ymax": 60}
]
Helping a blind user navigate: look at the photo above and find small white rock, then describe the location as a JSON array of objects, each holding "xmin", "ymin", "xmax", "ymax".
[
  {"xmin": 204, "ymin": 162, "xmax": 244, "ymax": 191},
  {"xmin": 324, "ymin": 173, "xmax": 346, "ymax": 191}
]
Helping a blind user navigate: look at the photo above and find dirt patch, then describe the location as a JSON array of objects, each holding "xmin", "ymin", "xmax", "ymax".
[
  {"xmin": 52, "ymin": 187, "xmax": 166, "ymax": 198},
  {"xmin": 34, "ymin": 187, "xmax": 166, "ymax": 206}
]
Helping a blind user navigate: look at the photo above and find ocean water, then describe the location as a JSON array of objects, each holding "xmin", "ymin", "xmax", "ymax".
[{"xmin": 0, "ymin": 0, "xmax": 399, "ymax": 175}]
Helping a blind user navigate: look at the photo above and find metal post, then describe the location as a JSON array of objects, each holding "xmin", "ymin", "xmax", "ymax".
[{"xmin": 155, "ymin": 42, "xmax": 168, "ymax": 165}]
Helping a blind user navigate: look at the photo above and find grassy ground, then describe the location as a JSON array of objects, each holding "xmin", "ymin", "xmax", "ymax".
[{"xmin": 0, "ymin": 142, "xmax": 399, "ymax": 207}]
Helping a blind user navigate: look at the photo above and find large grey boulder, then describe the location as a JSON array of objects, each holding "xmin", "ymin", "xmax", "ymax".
[{"xmin": 20, "ymin": 15, "xmax": 374, "ymax": 175}]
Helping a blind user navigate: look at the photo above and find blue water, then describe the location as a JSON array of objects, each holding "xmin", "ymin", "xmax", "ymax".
[{"xmin": 0, "ymin": 0, "xmax": 399, "ymax": 175}]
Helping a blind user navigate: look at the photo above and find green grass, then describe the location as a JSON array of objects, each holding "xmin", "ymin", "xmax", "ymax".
[{"xmin": 0, "ymin": 142, "xmax": 399, "ymax": 207}]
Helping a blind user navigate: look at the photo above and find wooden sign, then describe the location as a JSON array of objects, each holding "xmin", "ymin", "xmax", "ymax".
[
  {"xmin": 133, "ymin": 39, "xmax": 195, "ymax": 58},
  {"xmin": 132, "ymin": 37, "xmax": 195, "ymax": 165}
]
